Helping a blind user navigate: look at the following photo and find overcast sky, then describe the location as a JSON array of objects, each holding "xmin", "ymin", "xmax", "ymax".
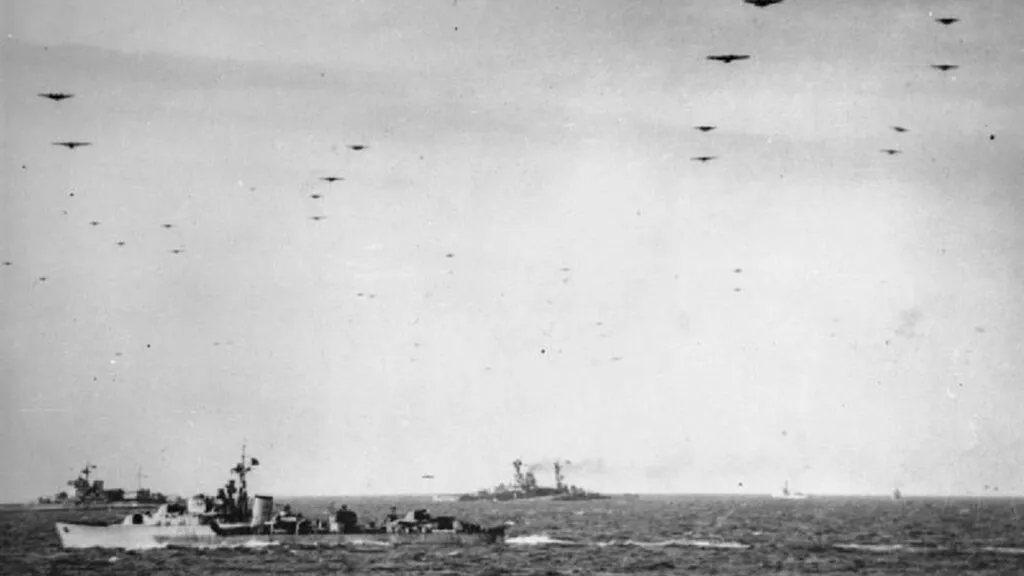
[{"xmin": 2, "ymin": 0, "xmax": 1022, "ymax": 501}]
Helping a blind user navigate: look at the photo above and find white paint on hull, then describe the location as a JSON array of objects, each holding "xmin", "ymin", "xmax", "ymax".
[{"xmin": 55, "ymin": 521, "xmax": 218, "ymax": 549}]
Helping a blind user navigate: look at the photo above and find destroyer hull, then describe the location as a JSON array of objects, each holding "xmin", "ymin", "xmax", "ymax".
[
  {"xmin": 56, "ymin": 521, "xmax": 217, "ymax": 549},
  {"xmin": 28, "ymin": 501, "xmax": 163, "ymax": 513},
  {"xmin": 56, "ymin": 522, "xmax": 505, "ymax": 550},
  {"xmin": 155, "ymin": 531, "xmax": 504, "ymax": 548}
]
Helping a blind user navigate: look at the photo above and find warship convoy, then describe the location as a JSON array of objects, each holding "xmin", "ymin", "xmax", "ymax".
[{"xmin": 56, "ymin": 447, "xmax": 508, "ymax": 549}]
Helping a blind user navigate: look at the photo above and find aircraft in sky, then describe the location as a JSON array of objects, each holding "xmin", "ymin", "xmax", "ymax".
[
  {"xmin": 707, "ymin": 54, "xmax": 750, "ymax": 64},
  {"xmin": 52, "ymin": 141, "xmax": 92, "ymax": 150},
  {"xmin": 39, "ymin": 92, "xmax": 75, "ymax": 101}
]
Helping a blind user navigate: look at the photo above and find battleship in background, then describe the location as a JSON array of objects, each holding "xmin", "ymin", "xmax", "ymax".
[
  {"xmin": 21, "ymin": 464, "xmax": 168, "ymax": 512},
  {"xmin": 459, "ymin": 459, "xmax": 610, "ymax": 502}
]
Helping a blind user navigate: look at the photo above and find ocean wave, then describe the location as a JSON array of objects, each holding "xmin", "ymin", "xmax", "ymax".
[
  {"xmin": 505, "ymin": 534, "xmax": 580, "ymax": 546},
  {"xmin": 832, "ymin": 543, "xmax": 950, "ymax": 554},
  {"xmin": 625, "ymin": 538, "xmax": 750, "ymax": 550},
  {"xmin": 130, "ymin": 543, "xmax": 170, "ymax": 551},
  {"xmin": 834, "ymin": 543, "xmax": 1024, "ymax": 556},
  {"xmin": 833, "ymin": 543, "xmax": 909, "ymax": 553},
  {"xmin": 981, "ymin": 546, "xmax": 1024, "ymax": 556},
  {"xmin": 183, "ymin": 539, "xmax": 281, "ymax": 550},
  {"xmin": 341, "ymin": 537, "xmax": 393, "ymax": 547}
]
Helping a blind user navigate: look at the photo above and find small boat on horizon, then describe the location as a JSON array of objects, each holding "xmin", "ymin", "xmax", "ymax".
[{"xmin": 772, "ymin": 481, "xmax": 808, "ymax": 500}]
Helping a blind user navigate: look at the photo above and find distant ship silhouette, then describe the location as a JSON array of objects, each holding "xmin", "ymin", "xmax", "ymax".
[{"xmin": 772, "ymin": 481, "xmax": 808, "ymax": 500}]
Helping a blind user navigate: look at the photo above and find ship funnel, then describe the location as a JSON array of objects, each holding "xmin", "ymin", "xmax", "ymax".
[{"xmin": 251, "ymin": 495, "xmax": 273, "ymax": 527}]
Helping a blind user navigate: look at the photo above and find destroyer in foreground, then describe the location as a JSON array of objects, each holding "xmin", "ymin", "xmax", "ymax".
[{"xmin": 56, "ymin": 448, "xmax": 508, "ymax": 550}]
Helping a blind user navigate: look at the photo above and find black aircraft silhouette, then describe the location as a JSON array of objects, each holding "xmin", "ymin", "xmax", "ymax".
[
  {"xmin": 89, "ymin": 221, "xmax": 100, "ymax": 226},
  {"xmin": 116, "ymin": 241, "xmax": 126, "ymax": 247},
  {"xmin": 931, "ymin": 64, "xmax": 959, "ymax": 71},
  {"xmin": 707, "ymin": 54, "xmax": 750, "ymax": 64},
  {"xmin": 744, "ymin": 0, "xmax": 785, "ymax": 7},
  {"xmin": 320, "ymin": 176, "xmax": 344, "ymax": 183},
  {"xmin": 347, "ymin": 145, "xmax": 367, "ymax": 151},
  {"xmin": 2, "ymin": 261, "xmax": 11, "ymax": 266},
  {"xmin": 880, "ymin": 149, "xmax": 902, "ymax": 155},
  {"xmin": 310, "ymin": 194, "xmax": 323, "ymax": 199},
  {"xmin": 170, "ymin": 249, "xmax": 186, "ymax": 254},
  {"xmin": 935, "ymin": 18, "xmax": 959, "ymax": 26},
  {"xmin": 692, "ymin": 156, "xmax": 718, "ymax": 163},
  {"xmin": 162, "ymin": 224, "xmax": 174, "ymax": 229},
  {"xmin": 310, "ymin": 216, "xmax": 327, "ymax": 221},
  {"xmin": 53, "ymin": 141, "xmax": 92, "ymax": 149},
  {"xmin": 695, "ymin": 126, "xmax": 717, "ymax": 132},
  {"xmin": 891, "ymin": 126, "xmax": 909, "ymax": 133},
  {"xmin": 39, "ymin": 92, "xmax": 75, "ymax": 101}
]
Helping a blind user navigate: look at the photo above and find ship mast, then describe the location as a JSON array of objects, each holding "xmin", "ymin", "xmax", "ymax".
[
  {"xmin": 230, "ymin": 444, "xmax": 258, "ymax": 519},
  {"xmin": 81, "ymin": 462, "xmax": 95, "ymax": 483}
]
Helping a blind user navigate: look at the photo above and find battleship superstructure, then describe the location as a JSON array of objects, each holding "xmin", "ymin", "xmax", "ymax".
[
  {"xmin": 33, "ymin": 463, "xmax": 167, "ymax": 510},
  {"xmin": 459, "ymin": 459, "xmax": 609, "ymax": 502}
]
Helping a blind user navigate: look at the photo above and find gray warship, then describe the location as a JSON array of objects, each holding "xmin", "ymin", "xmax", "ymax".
[
  {"xmin": 459, "ymin": 459, "xmax": 609, "ymax": 502},
  {"xmin": 31, "ymin": 463, "xmax": 168, "ymax": 511}
]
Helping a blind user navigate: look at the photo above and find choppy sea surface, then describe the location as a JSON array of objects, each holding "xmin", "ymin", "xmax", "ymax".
[{"xmin": 2, "ymin": 494, "xmax": 1022, "ymax": 575}]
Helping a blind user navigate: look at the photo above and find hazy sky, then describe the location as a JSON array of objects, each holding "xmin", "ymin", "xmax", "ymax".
[{"xmin": 2, "ymin": 0, "xmax": 1023, "ymax": 501}]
